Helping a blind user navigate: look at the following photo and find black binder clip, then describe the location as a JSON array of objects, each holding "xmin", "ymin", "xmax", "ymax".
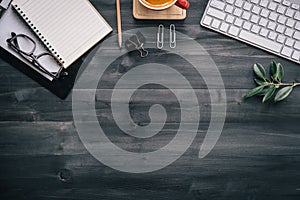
[{"xmin": 125, "ymin": 31, "xmax": 148, "ymax": 58}]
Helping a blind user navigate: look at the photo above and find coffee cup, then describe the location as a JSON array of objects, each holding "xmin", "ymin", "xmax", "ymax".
[{"xmin": 138, "ymin": 0, "xmax": 190, "ymax": 10}]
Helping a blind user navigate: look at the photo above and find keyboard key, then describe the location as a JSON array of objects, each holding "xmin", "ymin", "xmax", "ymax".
[
  {"xmin": 295, "ymin": 22, "xmax": 300, "ymax": 31},
  {"xmin": 261, "ymin": 9, "xmax": 270, "ymax": 18},
  {"xmin": 252, "ymin": 5, "xmax": 260, "ymax": 15},
  {"xmin": 260, "ymin": 28, "xmax": 269, "ymax": 37},
  {"xmin": 277, "ymin": 15, "xmax": 287, "ymax": 24},
  {"xmin": 235, "ymin": 0, "xmax": 244, "ymax": 8},
  {"xmin": 251, "ymin": 0, "xmax": 259, "ymax": 3},
  {"xmin": 228, "ymin": 26, "xmax": 240, "ymax": 36},
  {"xmin": 239, "ymin": 30, "xmax": 282, "ymax": 53},
  {"xmin": 234, "ymin": 18, "xmax": 243, "ymax": 26},
  {"xmin": 269, "ymin": 12, "xmax": 278, "ymax": 21},
  {"xmin": 285, "ymin": 28, "xmax": 294, "ymax": 37},
  {"xmin": 268, "ymin": 32, "xmax": 278, "ymax": 40},
  {"xmin": 210, "ymin": 0, "xmax": 226, "ymax": 10},
  {"xmin": 268, "ymin": 2, "xmax": 277, "ymax": 11},
  {"xmin": 274, "ymin": 0, "xmax": 282, "ymax": 2},
  {"xmin": 243, "ymin": 2, "xmax": 252, "ymax": 11},
  {"xmin": 226, "ymin": 0, "xmax": 234, "ymax": 4},
  {"xmin": 259, "ymin": 0, "xmax": 269, "ymax": 7},
  {"xmin": 243, "ymin": 21, "xmax": 252, "ymax": 30},
  {"xmin": 294, "ymin": 41, "xmax": 300, "ymax": 50},
  {"xmin": 233, "ymin": 8, "xmax": 243, "ymax": 17},
  {"xmin": 277, "ymin": 35, "xmax": 286, "ymax": 43},
  {"xmin": 293, "ymin": 32, "xmax": 300, "ymax": 40},
  {"xmin": 285, "ymin": 8, "xmax": 295, "ymax": 18},
  {"xmin": 207, "ymin": 8, "xmax": 226, "ymax": 20},
  {"xmin": 281, "ymin": 46, "xmax": 293, "ymax": 57},
  {"xmin": 251, "ymin": 25, "xmax": 260, "ymax": 33},
  {"xmin": 285, "ymin": 38, "xmax": 295, "ymax": 47},
  {"xmin": 276, "ymin": 25, "xmax": 286, "ymax": 34},
  {"xmin": 242, "ymin": 11, "xmax": 251, "ymax": 20},
  {"xmin": 267, "ymin": 21, "xmax": 276, "ymax": 30},
  {"xmin": 277, "ymin": 5, "xmax": 286, "ymax": 14},
  {"xmin": 225, "ymin": 5, "xmax": 234, "ymax": 13},
  {"xmin": 202, "ymin": 16, "xmax": 213, "ymax": 26},
  {"xmin": 292, "ymin": 51, "xmax": 300, "ymax": 61},
  {"xmin": 294, "ymin": 12, "xmax": 300, "ymax": 21},
  {"xmin": 259, "ymin": 18, "xmax": 268, "ymax": 26},
  {"xmin": 282, "ymin": 0, "xmax": 291, "ymax": 7},
  {"xmin": 250, "ymin": 15, "xmax": 259, "ymax": 23},
  {"xmin": 220, "ymin": 23, "xmax": 230, "ymax": 32},
  {"xmin": 226, "ymin": 15, "xmax": 235, "ymax": 24},
  {"xmin": 291, "ymin": 4, "xmax": 300, "ymax": 10},
  {"xmin": 286, "ymin": 19, "xmax": 296, "ymax": 28},
  {"xmin": 212, "ymin": 19, "xmax": 221, "ymax": 29}
]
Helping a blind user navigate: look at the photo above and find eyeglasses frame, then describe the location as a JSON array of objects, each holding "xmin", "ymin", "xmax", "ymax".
[{"xmin": 6, "ymin": 32, "xmax": 66, "ymax": 79}]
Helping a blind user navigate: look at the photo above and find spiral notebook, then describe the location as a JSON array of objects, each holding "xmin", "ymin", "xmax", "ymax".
[{"xmin": 12, "ymin": 0, "xmax": 112, "ymax": 68}]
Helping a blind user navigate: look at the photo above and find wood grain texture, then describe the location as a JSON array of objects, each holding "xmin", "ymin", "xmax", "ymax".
[{"xmin": 0, "ymin": 0, "xmax": 300, "ymax": 199}]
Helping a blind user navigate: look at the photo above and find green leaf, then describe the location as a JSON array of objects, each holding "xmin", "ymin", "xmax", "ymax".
[
  {"xmin": 245, "ymin": 85, "xmax": 265, "ymax": 98},
  {"xmin": 270, "ymin": 61, "xmax": 277, "ymax": 79},
  {"xmin": 277, "ymin": 63, "xmax": 284, "ymax": 82},
  {"xmin": 257, "ymin": 88, "xmax": 270, "ymax": 96},
  {"xmin": 274, "ymin": 86, "xmax": 293, "ymax": 102},
  {"xmin": 257, "ymin": 86, "xmax": 271, "ymax": 96},
  {"xmin": 254, "ymin": 78, "xmax": 266, "ymax": 86},
  {"xmin": 274, "ymin": 63, "xmax": 284, "ymax": 82},
  {"xmin": 262, "ymin": 86, "xmax": 276, "ymax": 103},
  {"xmin": 253, "ymin": 63, "xmax": 266, "ymax": 81}
]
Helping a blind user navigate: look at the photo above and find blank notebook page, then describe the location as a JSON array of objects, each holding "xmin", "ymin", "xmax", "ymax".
[{"xmin": 12, "ymin": 0, "xmax": 112, "ymax": 68}]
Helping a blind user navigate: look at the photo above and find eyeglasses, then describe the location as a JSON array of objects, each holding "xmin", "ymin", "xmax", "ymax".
[{"xmin": 6, "ymin": 32, "xmax": 67, "ymax": 79}]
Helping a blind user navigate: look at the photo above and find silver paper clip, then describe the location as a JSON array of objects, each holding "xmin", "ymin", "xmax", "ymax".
[
  {"xmin": 170, "ymin": 24, "xmax": 176, "ymax": 49},
  {"xmin": 125, "ymin": 32, "xmax": 149, "ymax": 58},
  {"xmin": 157, "ymin": 24, "xmax": 164, "ymax": 49}
]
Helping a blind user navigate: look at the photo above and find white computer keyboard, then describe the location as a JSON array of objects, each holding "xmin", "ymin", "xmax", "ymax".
[{"xmin": 200, "ymin": 0, "xmax": 300, "ymax": 64}]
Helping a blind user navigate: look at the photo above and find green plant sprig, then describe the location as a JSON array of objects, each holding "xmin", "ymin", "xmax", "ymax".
[{"xmin": 245, "ymin": 61, "xmax": 300, "ymax": 103}]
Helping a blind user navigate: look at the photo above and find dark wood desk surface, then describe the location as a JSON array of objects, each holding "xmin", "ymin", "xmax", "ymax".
[{"xmin": 0, "ymin": 0, "xmax": 300, "ymax": 199}]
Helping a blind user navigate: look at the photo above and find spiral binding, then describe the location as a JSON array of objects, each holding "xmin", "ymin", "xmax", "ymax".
[{"xmin": 13, "ymin": 4, "xmax": 65, "ymax": 65}]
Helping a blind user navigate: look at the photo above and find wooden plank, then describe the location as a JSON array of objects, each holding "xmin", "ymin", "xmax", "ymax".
[{"xmin": 0, "ymin": 88, "xmax": 299, "ymax": 123}]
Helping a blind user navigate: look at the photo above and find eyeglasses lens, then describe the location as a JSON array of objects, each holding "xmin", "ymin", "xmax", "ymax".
[
  {"xmin": 37, "ymin": 54, "xmax": 62, "ymax": 75},
  {"xmin": 14, "ymin": 36, "xmax": 35, "ymax": 54}
]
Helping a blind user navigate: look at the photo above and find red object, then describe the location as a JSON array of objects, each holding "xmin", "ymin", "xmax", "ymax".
[{"xmin": 175, "ymin": 0, "xmax": 190, "ymax": 10}]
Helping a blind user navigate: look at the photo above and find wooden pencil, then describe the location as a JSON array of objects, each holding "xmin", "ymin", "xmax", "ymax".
[{"xmin": 116, "ymin": 0, "xmax": 122, "ymax": 48}]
